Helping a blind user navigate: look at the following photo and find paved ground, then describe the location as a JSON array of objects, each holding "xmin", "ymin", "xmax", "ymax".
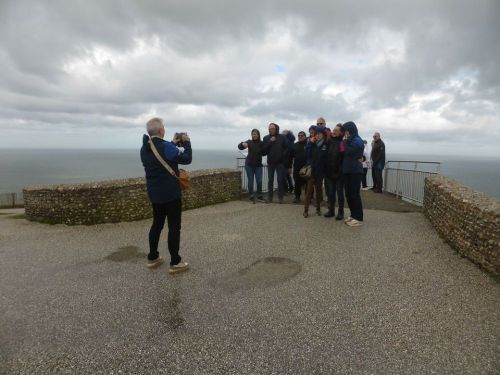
[{"xmin": 0, "ymin": 200, "xmax": 498, "ymax": 374}]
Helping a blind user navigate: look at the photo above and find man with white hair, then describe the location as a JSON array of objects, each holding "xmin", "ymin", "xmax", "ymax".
[{"xmin": 140, "ymin": 117, "xmax": 192, "ymax": 273}]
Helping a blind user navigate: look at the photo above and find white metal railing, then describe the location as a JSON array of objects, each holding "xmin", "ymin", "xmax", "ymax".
[
  {"xmin": 384, "ymin": 161, "xmax": 441, "ymax": 205},
  {"xmin": 237, "ymin": 158, "xmax": 277, "ymax": 192},
  {"xmin": 0, "ymin": 191, "xmax": 24, "ymax": 208}
]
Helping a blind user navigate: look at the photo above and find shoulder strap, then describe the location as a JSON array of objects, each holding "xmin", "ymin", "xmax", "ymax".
[{"xmin": 148, "ymin": 138, "xmax": 178, "ymax": 179}]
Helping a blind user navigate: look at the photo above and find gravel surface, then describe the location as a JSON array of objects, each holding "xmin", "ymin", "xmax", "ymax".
[{"xmin": 0, "ymin": 202, "xmax": 498, "ymax": 374}]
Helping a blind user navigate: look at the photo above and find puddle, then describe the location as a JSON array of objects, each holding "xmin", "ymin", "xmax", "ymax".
[
  {"xmin": 215, "ymin": 257, "xmax": 302, "ymax": 292},
  {"xmin": 105, "ymin": 246, "xmax": 146, "ymax": 262},
  {"xmin": 156, "ymin": 290, "xmax": 185, "ymax": 331}
]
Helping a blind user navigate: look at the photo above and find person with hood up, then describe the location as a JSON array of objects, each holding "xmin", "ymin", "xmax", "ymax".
[
  {"xmin": 261, "ymin": 123, "xmax": 288, "ymax": 203},
  {"xmin": 238, "ymin": 129, "xmax": 265, "ymax": 203},
  {"xmin": 342, "ymin": 121, "xmax": 364, "ymax": 227},
  {"xmin": 303, "ymin": 126, "xmax": 328, "ymax": 218},
  {"xmin": 290, "ymin": 130, "xmax": 308, "ymax": 203},
  {"xmin": 323, "ymin": 123, "xmax": 346, "ymax": 220},
  {"xmin": 282, "ymin": 129, "xmax": 296, "ymax": 194},
  {"xmin": 140, "ymin": 118, "xmax": 192, "ymax": 273}
]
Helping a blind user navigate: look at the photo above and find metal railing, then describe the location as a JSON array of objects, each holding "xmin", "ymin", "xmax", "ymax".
[
  {"xmin": 237, "ymin": 158, "xmax": 277, "ymax": 192},
  {"xmin": 0, "ymin": 192, "xmax": 24, "ymax": 208},
  {"xmin": 384, "ymin": 161, "xmax": 441, "ymax": 205}
]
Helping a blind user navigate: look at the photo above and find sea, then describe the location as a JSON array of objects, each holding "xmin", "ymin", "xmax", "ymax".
[{"xmin": 0, "ymin": 149, "xmax": 499, "ymax": 199}]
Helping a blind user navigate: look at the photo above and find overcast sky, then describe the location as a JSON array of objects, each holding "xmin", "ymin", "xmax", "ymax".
[{"xmin": 1, "ymin": 0, "xmax": 499, "ymax": 155}]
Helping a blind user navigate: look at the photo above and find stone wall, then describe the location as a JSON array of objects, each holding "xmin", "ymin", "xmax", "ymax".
[
  {"xmin": 423, "ymin": 175, "xmax": 500, "ymax": 276},
  {"xmin": 23, "ymin": 169, "xmax": 241, "ymax": 225}
]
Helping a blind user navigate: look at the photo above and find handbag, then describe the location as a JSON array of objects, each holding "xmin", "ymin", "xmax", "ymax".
[
  {"xmin": 148, "ymin": 138, "xmax": 191, "ymax": 191},
  {"xmin": 299, "ymin": 165, "xmax": 311, "ymax": 179}
]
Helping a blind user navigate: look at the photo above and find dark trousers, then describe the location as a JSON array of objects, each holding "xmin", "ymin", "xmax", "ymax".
[
  {"xmin": 362, "ymin": 168, "xmax": 368, "ymax": 188},
  {"xmin": 268, "ymin": 163, "xmax": 286, "ymax": 201},
  {"xmin": 344, "ymin": 173, "xmax": 363, "ymax": 221},
  {"xmin": 284, "ymin": 170, "xmax": 294, "ymax": 192},
  {"xmin": 304, "ymin": 176, "xmax": 323, "ymax": 212},
  {"xmin": 149, "ymin": 199, "xmax": 182, "ymax": 265},
  {"xmin": 245, "ymin": 165, "xmax": 263, "ymax": 198},
  {"xmin": 293, "ymin": 170, "xmax": 306, "ymax": 199},
  {"xmin": 325, "ymin": 176, "xmax": 345, "ymax": 212},
  {"xmin": 324, "ymin": 178, "xmax": 332, "ymax": 202},
  {"xmin": 373, "ymin": 167, "xmax": 384, "ymax": 191}
]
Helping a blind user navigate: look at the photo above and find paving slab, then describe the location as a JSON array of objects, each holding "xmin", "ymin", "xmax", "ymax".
[{"xmin": 0, "ymin": 202, "xmax": 498, "ymax": 374}]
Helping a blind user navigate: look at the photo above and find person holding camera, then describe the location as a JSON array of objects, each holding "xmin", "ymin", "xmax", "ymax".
[
  {"xmin": 238, "ymin": 129, "xmax": 265, "ymax": 203},
  {"xmin": 140, "ymin": 117, "xmax": 192, "ymax": 273}
]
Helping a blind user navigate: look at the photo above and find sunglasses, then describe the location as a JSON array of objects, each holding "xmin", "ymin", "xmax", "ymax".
[{"xmin": 317, "ymin": 123, "xmax": 325, "ymax": 126}]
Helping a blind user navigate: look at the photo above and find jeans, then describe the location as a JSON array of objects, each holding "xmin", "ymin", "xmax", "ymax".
[
  {"xmin": 343, "ymin": 173, "xmax": 363, "ymax": 221},
  {"xmin": 304, "ymin": 176, "xmax": 323, "ymax": 212},
  {"xmin": 267, "ymin": 163, "xmax": 286, "ymax": 201},
  {"xmin": 245, "ymin": 165, "xmax": 263, "ymax": 198},
  {"xmin": 372, "ymin": 164, "xmax": 384, "ymax": 191},
  {"xmin": 149, "ymin": 199, "xmax": 182, "ymax": 265},
  {"xmin": 325, "ymin": 176, "xmax": 345, "ymax": 212}
]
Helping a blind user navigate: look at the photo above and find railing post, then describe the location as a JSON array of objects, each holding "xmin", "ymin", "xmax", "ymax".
[
  {"xmin": 11, "ymin": 193, "xmax": 16, "ymax": 208},
  {"xmin": 395, "ymin": 162, "xmax": 401, "ymax": 197}
]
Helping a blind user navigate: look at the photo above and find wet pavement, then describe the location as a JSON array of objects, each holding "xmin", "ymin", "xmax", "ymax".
[{"xmin": 0, "ymin": 201, "xmax": 498, "ymax": 374}]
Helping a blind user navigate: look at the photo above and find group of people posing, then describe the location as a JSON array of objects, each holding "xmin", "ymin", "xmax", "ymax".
[{"xmin": 238, "ymin": 118, "xmax": 386, "ymax": 227}]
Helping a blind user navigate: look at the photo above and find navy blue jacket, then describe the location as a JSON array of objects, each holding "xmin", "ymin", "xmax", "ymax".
[
  {"xmin": 140, "ymin": 135, "xmax": 192, "ymax": 204},
  {"xmin": 342, "ymin": 122, "xmax": 364, "ymax": 175},
  {"xmin": 306, "ymin": 139, "xmax": 329, "ymax": 178}
]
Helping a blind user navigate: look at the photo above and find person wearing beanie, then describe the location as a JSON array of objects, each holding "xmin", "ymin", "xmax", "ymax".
[
  {"xmin": 290, "ymin": 131, "xmax": 308, "ymax": 203},
  {"xmin": 324, "ymin": 123, "xmax": 346, "ymax": 220},
  {"xmin": 342, "ymin": 121, "xmax": 364, "ymax": 226},
  {"xmin": 238, "ymin": 129, "xmax": 265, "ymax": 203},
  {"xmin": 303, "ymin": 126, "xmax": 328, "ymax": 218}
]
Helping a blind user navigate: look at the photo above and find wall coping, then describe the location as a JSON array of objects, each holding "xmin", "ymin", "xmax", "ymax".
[
  {"xmin": 426, "ymin": 175, "xmax": 500, "ymax": 214},
  {"xmin": 23, "ymin": 168, "xmax": 239, "ymax": 192}
]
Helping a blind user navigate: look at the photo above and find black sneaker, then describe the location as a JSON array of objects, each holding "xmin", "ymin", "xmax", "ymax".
[{"xmin": 336, "ymin": 210, "xmax": 344, "ymax": 221}]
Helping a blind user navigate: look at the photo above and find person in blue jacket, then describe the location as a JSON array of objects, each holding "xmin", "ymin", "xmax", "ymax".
[
  {"xmin": 303, "ymin": 126, "xmax": 328, "ymax": 218},
  {"xmin": 342, "ymin": 121, "xmax": 364, "ymax": 226},
  {"xmin": 140, "ymin": 117, "xmax": 192, "ymax": 273}
]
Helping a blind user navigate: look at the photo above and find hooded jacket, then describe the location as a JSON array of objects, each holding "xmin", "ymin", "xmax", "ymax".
[
  {"xmin": 238, "ymin": 129, "xmax": 263, "ymax": 167},
  {"xmin": 283, "ymin": 131, "xmax": 296, "ymax": 167},
  {"xmin": 140, "ymin": 134, "xmax": 192, "ymax": 204},
  {"xmin": 325, "ymin": 134, "xmax": 345, "ymax": 179},
  {"xmin": 261, "ymin": 124, "xmax": 288, "ymax": 165},
  {"xmin": 342, "ymin": 122, "xmax": 364, "ymax": 175}
]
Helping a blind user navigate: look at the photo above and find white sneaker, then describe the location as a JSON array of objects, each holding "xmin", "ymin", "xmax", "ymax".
[
  {"xmin": 344, "ymin": 217, "xmax": 353, "ymax": 223},
  {"xmin": 346, "ymin": 219, "xmax": 363, "ymax": 227},
  {"xmin": 169, "ymin": 262, "xmax": 189, "ymax": 274},
  {"xmin": 147, "ymin": 256, "xmax": 164, "ymax": 269}
]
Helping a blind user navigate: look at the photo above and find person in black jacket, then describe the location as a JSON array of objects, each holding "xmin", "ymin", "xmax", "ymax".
[
  {"xmin": 238, "ymin": 129, "xmax": 265, "ymax": 203},
  {"xmin": 282, "ymin": 130, "xmax": 296, "ymax": 194},
  {"xmin": 290, "ymin": 131, "xmax": 307, "ymax": 203},
  {"xmin": 261, "ymin": 123, "xmax": 288, "ymax": 203},
  {"xmin": 140, "ymin": 117, "xmax": 192, "ymax": 273},
  {"xmin": 323, "ymin": 124, "xmax": 346, "ymax": 220},
  {"xmin": 370, "ymin": 132, "xmax": 386, "ymax": 193},
  {"xmin": 303, "ymin": 126, "xmax": 328, "ymax": 218}
]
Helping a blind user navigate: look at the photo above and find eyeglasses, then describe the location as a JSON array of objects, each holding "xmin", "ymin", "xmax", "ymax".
[{"xmin": 317, "ymin": 123, "xmax": 325, "ymax": 126}]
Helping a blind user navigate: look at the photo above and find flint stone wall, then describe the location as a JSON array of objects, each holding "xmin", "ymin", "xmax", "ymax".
[
  {"xmin": 423, "ymin": 175, "xmax": 500, "ymax": 276},
  {"xmin": 23, "ymin": 169, "xmax": 241, "ymax": 225}
]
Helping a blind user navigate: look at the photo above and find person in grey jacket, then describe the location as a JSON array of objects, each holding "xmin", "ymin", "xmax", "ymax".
[{"xmin": 370, "ymin": 132, "xmax": 386, "ymax": 193}]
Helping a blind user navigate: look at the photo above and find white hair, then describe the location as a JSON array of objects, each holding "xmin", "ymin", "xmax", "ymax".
[{"xmin": 146, "ymin": 117, "xmax": 164, "ymax": 136}]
